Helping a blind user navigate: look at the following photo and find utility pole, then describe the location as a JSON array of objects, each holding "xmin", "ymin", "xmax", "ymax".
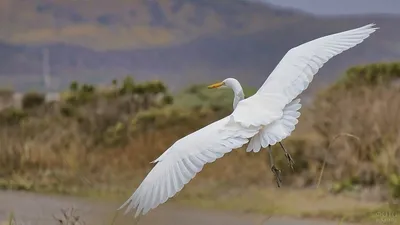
[{"xmin": 42, "ymin": 47, "xmax": 51, "ymax": 91}]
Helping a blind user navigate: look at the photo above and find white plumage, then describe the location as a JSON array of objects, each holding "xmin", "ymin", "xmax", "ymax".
[
  {"xmin": 118, "ymin": 23, "xmax": 378, "ymax": 217},
  {"xmin": 246, "ymin": 98, "xmax": 302, "ymax": 152}
]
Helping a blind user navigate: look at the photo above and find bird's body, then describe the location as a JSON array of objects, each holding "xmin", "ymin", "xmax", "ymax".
[{"xmin": 119, "ymin": 23, "xmax": 379, "ymax": 218}]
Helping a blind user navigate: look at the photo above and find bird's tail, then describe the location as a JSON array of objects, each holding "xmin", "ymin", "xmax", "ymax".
[{"xmin": 246, "ymin": 98, "xmax": 301, "ymax": 152}]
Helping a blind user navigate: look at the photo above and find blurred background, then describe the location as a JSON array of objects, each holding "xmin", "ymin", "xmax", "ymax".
[{"xmin": 0, "ymin": 0, "xmax": 400, "ymax": 225}]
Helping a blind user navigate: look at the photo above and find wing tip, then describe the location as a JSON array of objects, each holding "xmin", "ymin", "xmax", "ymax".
[
  {"xmin": 363, "ymin": 23, "xmax": 379, "ymax": 32},
  {"xmin": 118, "ymin": 198, "xmax": 144, "ymax": 219},
  {"xmin": 117, "ymin": 198, "xmax": 132, "ymax": 213}
]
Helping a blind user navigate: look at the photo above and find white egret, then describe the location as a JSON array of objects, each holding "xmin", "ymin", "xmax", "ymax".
[
  {"xmin": 207, "ymin": 77, "xmax": 296, "ymax": 187},
  {"xmin": 119, "ymin": 23, "xmax": 378, "ymax": 218}
]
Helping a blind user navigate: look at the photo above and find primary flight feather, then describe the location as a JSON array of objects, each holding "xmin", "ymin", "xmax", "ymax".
[{"xmin": 118, "ymin": 23, "xmax": 378, "ymax": 217}]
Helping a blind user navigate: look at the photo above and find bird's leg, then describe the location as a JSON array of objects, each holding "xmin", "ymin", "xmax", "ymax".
[
  {"xmin": 268, "ymin": 145, "xmax": 282, "ymax": 187},
  {"xmin": 279, "ymin": 142, "xmax": 295, "ymax": 171}
]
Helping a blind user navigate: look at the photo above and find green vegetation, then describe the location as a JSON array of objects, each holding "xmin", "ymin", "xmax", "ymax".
[
  {"xmin": 337, "ymin": 62, "xmax": 400, "ymax": 88},
  {"xmin": 174, "ymin": 84, "xmax": 257, "ymax": 114},
  {"xmin": 0, "ymin": 108, "xmax": 27, "ymax": 125},
  {"xmin": 1, "ymin": 63, "xmax": 400, "ymax": 224},
  {"xmin": 319, "ymin": 62, "xmax": 400, "ymax": 97},
  {"xmin": 21, "ymin": 92, "xmax": 45, "ymax": 109}
]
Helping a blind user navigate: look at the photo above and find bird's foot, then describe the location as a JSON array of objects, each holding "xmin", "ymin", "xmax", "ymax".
[
  {"xmin": 285, "ymin": 152, "xmax": 295, "ymax": 171},
  {"xmin": 271, "ymin": 165, "xmax": 282, "ymax": 187}
]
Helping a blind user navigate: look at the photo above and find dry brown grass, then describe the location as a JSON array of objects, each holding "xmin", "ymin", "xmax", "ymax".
[
  {"xmin": 1, "ymin": 76, "xmax": 400, "ymax": 195},
  {"xmin": 2, "ymin": 88, "xmax": 398, "ymax": 195},
  {"xmin": 310, "ymin": 85, "xmax": 400, "ymax": 195}
]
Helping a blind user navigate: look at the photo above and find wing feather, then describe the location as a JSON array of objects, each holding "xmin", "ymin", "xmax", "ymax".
[
  {"xmin": 257, "ymin": 23, "xmax": 378, "ymax": 105},
  {"xmin": 118, "ymin": 116, "xmax": 259, "ymax": 217},
  {"xmin": 230, "ymin": 23, "xmax": 377, "ymax": 129},
  {"xmin": 246, "ymin": 98, "xmax": 302, "ymax": 152}
]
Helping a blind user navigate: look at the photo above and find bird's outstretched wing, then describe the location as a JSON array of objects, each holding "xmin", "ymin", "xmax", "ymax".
[
  {"xmin": 231, "ymin": 23, "xmax": 378, "ymax": 128},
  {"xmin": 256, "ymin": 23, "xmax": 378, "ymax": 105},
  {"xmin": 118, "ymin": 116, "xmax": 260, "ymax": 217}
]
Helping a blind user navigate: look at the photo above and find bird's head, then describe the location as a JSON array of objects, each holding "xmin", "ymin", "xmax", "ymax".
[
  {"xmin": 207, "ymin": 81, "xmax": 225, "ymax": 89},
  {"xmin": 207, "ymin": 78, "xmax": 244, "ymax": 110},
  {"xmin": 207, "ymin": 78, "xmax": 239, "ymax": 90}
]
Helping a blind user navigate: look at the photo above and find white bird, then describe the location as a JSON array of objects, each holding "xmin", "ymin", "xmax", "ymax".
[{"xmin": 118, "ymin": 23, "xmax": 378, "ymax": 218}]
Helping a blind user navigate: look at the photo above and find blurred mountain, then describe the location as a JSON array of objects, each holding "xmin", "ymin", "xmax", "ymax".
[{"xmin": 0, "ymin": 0, "xmax": 400, "ymax": 92}]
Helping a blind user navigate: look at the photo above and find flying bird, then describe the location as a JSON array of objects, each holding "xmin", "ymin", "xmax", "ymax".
[{"xmin": 118, "ymin": 23, "xmax": 378, "ymax": 218}]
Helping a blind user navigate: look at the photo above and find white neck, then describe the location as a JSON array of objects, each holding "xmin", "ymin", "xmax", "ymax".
[
  {"xmin": 233, "ymin": 90, "xmax": 244, "ymax": 109},
  {"xmin": 223, "ymin": 78, "xmax": 245, "ymax": 110}
]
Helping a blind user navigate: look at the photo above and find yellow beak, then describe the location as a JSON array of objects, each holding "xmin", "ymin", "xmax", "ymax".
[{"xmin": 207, "ymin": 81, "xmax": 224, "ymax": 89}]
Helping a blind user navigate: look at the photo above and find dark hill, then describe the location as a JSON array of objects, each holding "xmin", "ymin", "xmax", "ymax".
[{"xmin": 0, "ymin": 0, "xmax": 399, "ymax": 92}]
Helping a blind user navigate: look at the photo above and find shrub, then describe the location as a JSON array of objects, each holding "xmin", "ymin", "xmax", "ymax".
[
  {"xmin": 81, "ymin": 84, "xmax": 95, "ymax": 93},
  {"xmin": 65, "ymin": 82, "xmax": 96, "ymax": 105},
  {"xmin": 389, "ymin": 174, "xmax": 400, "ymax": 199},
  {"xmin": 22, "ymin": 92, "xmax": 45, "ymax": 109},
  {"xmin": 69, "ymin": 81, "xmax": 79, "ymax": 92},
  {"xmin": 120, "ymin": 76, "xmax": 135, "ymax": 94},
  {"xmin": 161, "ymin": 94, "xmax": 174, "ymax": 105},
  {"xmin": 0, "ymin": 108, "xmax": 27, "ymax": 125},
  {"xmin": 143, "ymin": 80, "xmax": 167, "ymax": 94},
  {"xmin": 59, "ymin": 104, "xmax": 76, "ymax": 117},
  {"xmin": 326, "ymin": 62, "xmax": 400, "ymax": 93}
]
